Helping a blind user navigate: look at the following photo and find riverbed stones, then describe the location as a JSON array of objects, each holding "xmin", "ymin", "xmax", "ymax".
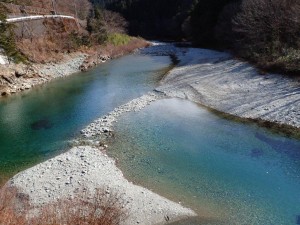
[
  {"xmin": 158, "ymin": 47, "xmax": 300, "ymax": 129},
  {"xmin": 6, "ymin": 146, "xmax": 196, "ymax": 225},
  {"xmin": 79, "ymin": 92, "xmax": 165, "ymax": 141},
  {"xmin": 15, "ymin": 66, "xmax": 27, "ymax": 78},
  {"xmin": 0, "ymin": 53, "xmax": 87, "ymax": 97}
]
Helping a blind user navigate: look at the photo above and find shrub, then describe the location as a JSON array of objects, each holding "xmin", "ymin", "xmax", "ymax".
[
  {"xmin": 0, "ymin": 186, "xmax": 128, "ymax": 225},
  {"xmin": 0, "ymin": 186, "xmax": 28, "ymax": 225},
  {"xmin": 107, "ymin": 33, "xmax": 131, "ymax": 46},
  {"xmin": 87, "ymin": 7, "xmax": 128, "ymax": 45},
  {"xmin": 69, "ymin": 31, "xmax": 91, "ymax": 49}
]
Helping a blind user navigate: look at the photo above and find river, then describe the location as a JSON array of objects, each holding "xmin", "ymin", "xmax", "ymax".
[
  {"xmin": 108, "ymin": 98, "xmax": 300, "ymax": 224},
  {"xmin": 0, "ymin": 53, "xmax": 172, "ymax": 184},
  {"xmin": 1, "ymin": 45, "xmax": 300, "ymax": 224}
]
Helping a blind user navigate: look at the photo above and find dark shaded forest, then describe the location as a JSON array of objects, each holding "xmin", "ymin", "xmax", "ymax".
[
  {"xmin": 98, "ymin": 0, "xmax": 194, "ymax": 40},
  {"xmin": 95, "ymin": 0, "xmax": 300, "ymax": 75}
]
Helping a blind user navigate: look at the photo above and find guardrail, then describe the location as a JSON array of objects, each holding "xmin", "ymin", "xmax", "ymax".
[{"xmin": 6, "ymin": 15, "xmax": 76, "ymax": 23}]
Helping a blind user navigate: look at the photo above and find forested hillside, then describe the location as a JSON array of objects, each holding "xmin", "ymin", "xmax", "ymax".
[
  {"xmin": 0, "ymin": 0, "xmax": 137, "ymax": 63},
  {"xmin": 103, "ymin": 0, "xmax": 194, "ymax": 40},
  {"xmin": 0, "ymin": 0, "xmax": 299, "ymax": 74},
  {"xmin": 99, "ymin": 0, "xmax": 300, "ymax": 75}
]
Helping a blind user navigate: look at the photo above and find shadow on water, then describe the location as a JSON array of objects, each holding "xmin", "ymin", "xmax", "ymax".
[
  {"xmin": 255, "ymin": 132, "xmax": 300, "ymax": 159},
  {"xmin": 31, "ymin": 118, "xmax": 53, "ymax": 130},
  {"xmin": 249, "ymin": 148, "xmax": 264, "ymax": 158},
  {"xmin": 297, "ymin": 215, "xmax": 300, "ymax": 225}
]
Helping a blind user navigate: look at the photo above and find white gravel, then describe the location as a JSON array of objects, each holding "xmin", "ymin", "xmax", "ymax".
[
  {"xmin": 37, "ymin": 53, "xmax": 86, "ymax": 78},
  {"xmin": 79, "ymin": 92, "xmax": 164, "ymax": 141},
  {"xmin": 158, "ymin": 47, "xmax": 300, "ymax": 128},
  {"xmin": 8, "ymin": 146, "xmax": 196, "ymax": 225}
]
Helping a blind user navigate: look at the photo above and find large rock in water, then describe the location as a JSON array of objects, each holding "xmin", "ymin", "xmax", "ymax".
[{"xmin": 6, "ymin": 146, "xmax": 196, "ymax": 225}]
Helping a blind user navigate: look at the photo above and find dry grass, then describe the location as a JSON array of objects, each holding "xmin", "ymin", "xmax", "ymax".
[
  {"xmin": 0, "ymin": 186, "xmax": 128, "ymax": 225},
  {"xmin": 17, "ymin": 37, "xmax": 64, "ymax": 63},
  {"xmin": 0, "ymin": 186, "xmax": 28, "ymax": 225},
  {"xmin": 103, "ymin": 38, "xmax": 150, "ymax": 58},
  {"xmin": 9, "ymin": 0, "xmax": 91, "ymax": 19},
  {"xmin": 80, "ymin": 37, "xmax": 149, "ymax": 71},
  {"xmin": 16, "ymin": 18, "xmax": 80, "ymax": 63},
  {"xmin": 15, "ymin": 17, "xmax": 148, "ymax": 64}
]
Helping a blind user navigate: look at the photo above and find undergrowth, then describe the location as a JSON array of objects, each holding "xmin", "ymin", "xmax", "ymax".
[
  {"xmin": 107, "ymin": 33, "xmax": 131, "ymax": 46},
  {"xmin": 0, "ymin": 186, "xmax": 128, "ymax": 225}
]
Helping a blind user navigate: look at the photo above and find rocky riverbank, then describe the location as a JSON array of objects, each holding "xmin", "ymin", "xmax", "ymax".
[
  {"xmin": 0, "ymin": 53, "xmax": 85, "ymax": 97},
  {"xmin": 0, "ymin": 39, "xmax": 148, "ymax": 97}
]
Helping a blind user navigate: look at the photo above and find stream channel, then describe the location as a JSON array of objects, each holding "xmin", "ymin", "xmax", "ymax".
[{"xmin": 0, "ymin": 45, "xmax": 300, "ymax": 224}]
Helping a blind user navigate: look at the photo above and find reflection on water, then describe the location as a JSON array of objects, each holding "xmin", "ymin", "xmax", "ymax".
[
  {"xmin": 109, "ymin": 98, "xmax": 300, "ymax": 225},
  {"xmin": 0, "ymin": 53, "xmax": 172, "ymax": 184}
]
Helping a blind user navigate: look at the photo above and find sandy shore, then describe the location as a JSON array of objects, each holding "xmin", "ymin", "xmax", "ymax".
[{"xmin": 157, "ymin": 47, "xmax": 300, "ymax": 129}]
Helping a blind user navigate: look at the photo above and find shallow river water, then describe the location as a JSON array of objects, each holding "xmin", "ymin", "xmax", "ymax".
[
  {"xmin": 0, "ymin": 53, "xmax": 171, "ymax": 183},
  {"xmin": 109, "ymin": 98, "xmax": 300, "ymax": 225},
  {"xmin": 0, "ymin": 46, "xmax": 300, "ymax": 224}
]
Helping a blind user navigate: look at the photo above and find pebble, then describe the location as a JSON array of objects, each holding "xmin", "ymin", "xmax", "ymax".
[{"xmin": 78, "ymin": 92, "xmax": 164, "ymax": 140}]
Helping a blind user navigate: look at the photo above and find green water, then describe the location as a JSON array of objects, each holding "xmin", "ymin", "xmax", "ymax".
[
  {"xmin": 0, "ymin": 53, "xmax": 172, "ymax": 183},
  {"xmin": 109, "ymin": 98, "xmax": 300, "ymax": 225}
]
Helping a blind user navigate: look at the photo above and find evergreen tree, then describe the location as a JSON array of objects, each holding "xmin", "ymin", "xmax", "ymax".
[{"xmin": 0, "ymin": 4, "xmax": 26, "ymax": 63}]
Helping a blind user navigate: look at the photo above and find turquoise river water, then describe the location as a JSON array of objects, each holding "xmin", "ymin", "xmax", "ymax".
[
  {"xmin": 0, "ymin": 47, "xmax": 300, "ymax": 224},
  {"xmin": 0, "ymin": 53, "xmax": 172, "ymax": 183},
  {"xmin": 109, "ymin": 98, "xmax": 300, "ymax": 225}
]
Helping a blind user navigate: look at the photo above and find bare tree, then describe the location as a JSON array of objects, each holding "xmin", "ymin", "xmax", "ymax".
[
  {"xmin": 87, "ymin": 7, "xmax": 128, "ymax": 44},
  {"xmin": 232, "ymin": 0, "xmax": 300, "ymax": 58},
  {"xmin": 101, "ymin": 10, "xmax": 127, "ymax": 34}
]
